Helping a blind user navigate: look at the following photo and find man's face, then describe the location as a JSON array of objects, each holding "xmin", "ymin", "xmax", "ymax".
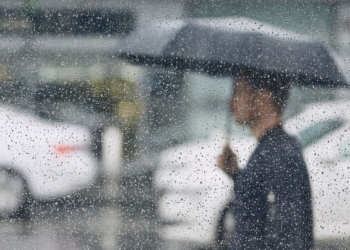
[{"xmin": 228, "ymin": 75, "xmax": 256, "ymax": 125}]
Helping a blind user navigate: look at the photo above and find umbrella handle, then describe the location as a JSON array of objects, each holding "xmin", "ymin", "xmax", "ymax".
[
  {"xmin": 226, "ymin": 110, "xmax": 232, "ymax": 144},
  {"xmin": 226, "ymin": 81, "xmax": 233, "ymax": 144}
]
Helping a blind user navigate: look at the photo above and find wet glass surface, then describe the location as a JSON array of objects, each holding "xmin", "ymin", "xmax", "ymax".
[{"xmin": 1, "ymin": 1, "xmax": 350, "ymax": 249}]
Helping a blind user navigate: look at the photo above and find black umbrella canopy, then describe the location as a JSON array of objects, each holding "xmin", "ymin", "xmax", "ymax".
[{"xmin": 117, "ymin": 17, "xmax": 348, "ymax": 87}]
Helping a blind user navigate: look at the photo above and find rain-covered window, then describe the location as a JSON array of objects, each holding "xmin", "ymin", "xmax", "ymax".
[{"xmin": 1, "ymin": 1, "xmax": 350, "ymax": 250}]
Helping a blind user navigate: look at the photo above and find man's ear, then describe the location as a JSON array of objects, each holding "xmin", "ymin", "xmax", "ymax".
[
  {"xmin": 254, "ymin": 89, "xmax": 269, "ymax": 105},
  {"xmin": 256, "ymin": 89, "xmax": 280, "ymax": 114}
]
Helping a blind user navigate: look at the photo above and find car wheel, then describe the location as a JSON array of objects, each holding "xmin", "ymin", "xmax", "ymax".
[
  {"xmin": 0, "ymin": 168, "xmax": 29, "ymax": 219},
  {"xmin": 216, "ymin": 203, "xmax": 235, "ymax": 249}
]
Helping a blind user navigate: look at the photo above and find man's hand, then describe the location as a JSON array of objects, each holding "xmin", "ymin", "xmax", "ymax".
[{"xmin": 217, "ymin": 145, "xmax": 239, "ymax": 179}]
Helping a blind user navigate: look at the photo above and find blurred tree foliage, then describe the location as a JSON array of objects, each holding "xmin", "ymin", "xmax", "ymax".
[{"xmin": 88, "ymin": 75, "xmax": 142, "ymax": 160}]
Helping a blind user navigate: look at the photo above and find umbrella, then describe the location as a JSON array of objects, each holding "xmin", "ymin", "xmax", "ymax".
[{"xmin": 116, "ymin": 17, "xmax": 348, "ymax": 87}]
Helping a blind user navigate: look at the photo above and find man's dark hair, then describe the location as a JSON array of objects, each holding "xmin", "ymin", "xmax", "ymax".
[{"xmin": 238, "ymin": 69, "xmax": 291, "ymax": 114}]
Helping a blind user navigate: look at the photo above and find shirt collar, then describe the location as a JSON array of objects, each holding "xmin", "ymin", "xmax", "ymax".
[{"xmin": 258, "ymin": 124, "xmax": 284, "ymax": 143}]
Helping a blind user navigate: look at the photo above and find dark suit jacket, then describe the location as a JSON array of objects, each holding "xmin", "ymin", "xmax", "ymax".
[{"xmin": 231, "ymin": 125, "xmax": 313, "ymax": 249}]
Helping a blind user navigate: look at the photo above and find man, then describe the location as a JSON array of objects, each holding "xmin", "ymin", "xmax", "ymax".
[{"xmin": 217, "ymin": 70, "xmax": 313, "ymax": 249}]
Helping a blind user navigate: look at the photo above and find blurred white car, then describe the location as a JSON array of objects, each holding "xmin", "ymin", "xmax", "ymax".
[
  {"xmin": 0, "ymin": 104, "xmax": 98, "ymax": 217},
  {"xmin": 154, "ymin": 131, "xmax": 256, "ymax": 246},
  {"xmin": 154, "ymin": 100, "xmax": 350, "ymax": 247},
  {"xmin": 284, "ymin": 101, "xmax": 350, "ymax": 240}
]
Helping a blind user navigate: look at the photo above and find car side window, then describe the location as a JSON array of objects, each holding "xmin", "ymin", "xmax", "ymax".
[{"xmin": 298, "ymin": 118, "xmax": 345, "ymax": 148}]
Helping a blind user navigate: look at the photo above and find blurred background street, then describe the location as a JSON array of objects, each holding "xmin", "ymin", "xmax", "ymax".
[{"xmin": 1, "ymin": 0, "xmax": 350, "ymax": 249}]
